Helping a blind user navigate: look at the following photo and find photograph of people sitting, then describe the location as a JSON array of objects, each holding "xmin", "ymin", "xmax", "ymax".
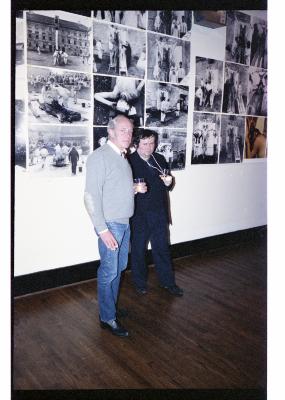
[{"xmin": 28, "ymin": 67, "xmax": 91, "ymax": 124}]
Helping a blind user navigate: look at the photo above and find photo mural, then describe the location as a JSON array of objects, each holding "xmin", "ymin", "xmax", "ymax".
[{"xmin": 14, "ymin": 9, "xmax": 267, "ymax": 177}]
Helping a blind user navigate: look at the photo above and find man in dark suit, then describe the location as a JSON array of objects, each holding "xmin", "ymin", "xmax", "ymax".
[{"xmin": 129, "ymin": 129, "xmax": 183, "ymax": 297}]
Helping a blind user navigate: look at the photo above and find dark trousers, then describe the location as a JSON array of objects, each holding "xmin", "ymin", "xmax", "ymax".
[
  {"xmin": 71, "ymin": 161, "xmax": 77, "ymax": 174},
  {"xmin": 130, "ymin": 210, "xmax": 175, "ymax": 289}
]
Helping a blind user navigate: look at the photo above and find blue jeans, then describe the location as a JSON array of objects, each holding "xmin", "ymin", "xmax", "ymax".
[{"xmin": 97, "ymin": 222, "xmax": 130, "ymax": 322}]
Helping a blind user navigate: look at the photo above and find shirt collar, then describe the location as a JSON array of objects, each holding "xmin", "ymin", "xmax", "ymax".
[{"xmin": 107, "ymin": 140, "xmax": 123, "ymax": 156}]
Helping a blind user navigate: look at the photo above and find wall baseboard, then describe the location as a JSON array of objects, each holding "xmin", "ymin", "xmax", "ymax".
[{"xmin": 13, "ymin": 226, "xmax": 267, "ymax": 297}]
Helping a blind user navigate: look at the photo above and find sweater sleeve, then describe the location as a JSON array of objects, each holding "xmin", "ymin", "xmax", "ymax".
[{"xmin": 84, "ymin": 152, "xmax": 108, "ymax": 233}]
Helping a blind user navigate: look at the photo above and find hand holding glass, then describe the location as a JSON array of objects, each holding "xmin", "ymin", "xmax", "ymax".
[{"xmin": 134, "ymin": 178, "xmax": 147, "ymax": 194}]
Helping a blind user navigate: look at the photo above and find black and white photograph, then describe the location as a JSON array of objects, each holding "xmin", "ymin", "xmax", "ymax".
[
  {"xmin": 148, "ymin": 11, "xmax": 192, "ymax": 39},
  {"xmin": 250, "ymin": 16, "xmax": 267, "ymax": 69},
  {"xmin": 94, "ymin": 11, "xmax": 147, "ymax": 30},
  {"xmin": 194, "ymin": 57, "xmax": 224, "ymax": 113},
  {"xmin": 244, "ymin": 116, "xmax": 267, "ymax": 159},
  {"xmin": 16, "ymin": 15, "xmax": 24, "ymax": 65},
  {"xmin": 15, "ymin": 99, "xmax": 26, "ymax": 169},
  {"xmin": 147, "ymin": 32, "xmax": 190, "ymax": 85},
  {"xmin": 93, "ymin": 127, "xmax": 108, "ymax": 150},
  {"xmin": 191, "ymin": 112, "xmax": 220, "ymax": 165},
  {"xmin": 145, "ymin": 81, "xmax": 189, "ymax": 128},
  {"xmin": 94, "ymin": 75, "xmax": 145, "ymax": 127},
  {"xmin": 28, "ymin": 124, "xmax": 90, "ymax": 177},
  {"xmin": 247, "ymin": 67, "xmax": 267, "ymax": 116},
  {"xmin": 222, "ymin": 62, "xmax": 248, "ymax": 115},
  {"xmin": 219, "ymin": 114, "xmax": 245, "ymax": 164},
  {"xmin": 225, "ymin": 11, "xmax": 251, "ymax": 66},
  {"xmin": 27, "ymin": 66, "xmax": 92, "ymax": 124},
  {"xmin": 26, "ymin": 11, "xmax": 92, "ymax": 72},
  {"xmin": 153, "ymin": 128, "xmax": 187, "ymax": 170},
  {"xmin": 93, "ymin": 21, "xmax": 146, "ymax": 78}
]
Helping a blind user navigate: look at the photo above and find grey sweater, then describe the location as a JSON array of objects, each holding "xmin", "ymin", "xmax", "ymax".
[{"xmin": 85, "ymin": 144, "xmax": 134, "ymax": 233}]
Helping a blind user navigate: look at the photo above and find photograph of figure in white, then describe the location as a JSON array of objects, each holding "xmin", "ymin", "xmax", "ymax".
[
  {"xmin": 225, "ymin": 11, "xmax": 251, "ymax": 66},
  {"xmin": 148, "ymin": 11, "xmax": 192, "ymax": 39},
  {"xmin": 26, "ymin": 11, "xmax": 92, "ymax": 72},
  {"xmin": 94, "ymin": 75, "xmax": 145, "ymax": 126},
  {"xmin": 28, "ymin": 124, "xmax": 90, "ymax": 177},
  {"xmin": 194, "ymin": 57, "xmax": 223, "ymax": 113},
  {"xmin": 191, "ymin": 113, "xmax": 220, "ymax": 164},
  {"xmin": 28, "ymin": 67, "xmax": 91, "ymax": 124},
  {"xmin": 145, "ymin": 81, "xmax": 188, "ymax": 128},
  {"xmin": 93, "ymin": 21, "xmax": 146, "ymax": 78},
  {"xmin": 247, "ymin": 67, "xmax": 267, "ymax": 116},
  {"xmin": 222, "ymin": 62, "xmax": 248, "ymax": 115},
  {"xmin": 147, "ymin": 33, "xmax": 190, "ymax": 85},
  {"xmin": 219, "ymin": 115, "xmax": 245, "ymax": 163},
  {"xmin": 94, "ymin": 10, "xmax": 147, "ymax": 30}
]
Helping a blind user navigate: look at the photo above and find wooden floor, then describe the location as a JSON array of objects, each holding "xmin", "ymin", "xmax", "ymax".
[{"xmin": 13, "ymin": 238, "xmax": 266, "ymax": 390}]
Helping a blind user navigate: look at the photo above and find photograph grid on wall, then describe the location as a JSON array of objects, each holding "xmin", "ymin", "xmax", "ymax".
[{"xmin": 15, "ymin": 9, "xmax": 267, "ymax": 177}]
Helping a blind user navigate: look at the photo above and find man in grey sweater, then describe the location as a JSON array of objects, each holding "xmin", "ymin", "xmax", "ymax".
[{"xmin": 84, "ymin": 115, "xmax": 146, "ymax": 337}]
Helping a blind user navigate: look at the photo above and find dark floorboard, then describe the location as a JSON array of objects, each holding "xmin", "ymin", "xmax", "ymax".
[{"xmin": 13, "ymin": 239, "xmax": 266, "ymax": 390}]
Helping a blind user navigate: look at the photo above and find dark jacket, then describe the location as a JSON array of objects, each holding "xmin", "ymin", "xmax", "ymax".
[
  {"xmin": 69, "ymin": 147, "xmax": 79, "ymax": 163},
  {"xmin": 128, "ymin": 151, "xmax": 170, "ymax": 216}
]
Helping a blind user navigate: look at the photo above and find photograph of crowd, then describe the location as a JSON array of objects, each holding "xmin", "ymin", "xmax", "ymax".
[
  {"xmin": 219, "ymin": 115, "xmax": 245, "ymax": 163},
  {"xmin": 194, "ymin": 57, "xmax": 223, "ymax": 113},
  {"xmin": 225, "ymin": 11, "xmax": 251, "ymax": 66},
  {"xmin": 28, "ymin": 124, "xmax": 90, "ymax": 177},
  {"xmin": 147, "ymin": 33, "xmax": 190, "ymax": 85},
  {"xmin": 94, "ymin": 75, "xmax": 145, "ymax": 127},
  {"xmin": 93, "ymin": 21, "xmax": 146, "ymax": 78},
  {"xmin": 153, "ymin": 128, "xmax": 187, "ymax": 170},
  {"xmin": 15, "ymin": 100, "xmax": 26, "ymax": 169},
  {"xmin": 145, "ymin": 81, "xmax": 188, "ymax": 128},
  {"xmin": 191, "ymin": 112, "xmax": 220, "ymax": 165},
  {"xmin": 27, "ymin": 67, "xmax": 92, "ymax": 124},
  {"xmin": 250, "ymin": 16, "xmax": 267, "ymax": 69},
  {"xmin": 222, "ymin": 62, "xmax": 248, "ymax": 115},
  {"xmin": 148, "ymin": 11, "xmax": 192, "ymax": 40},
  {"xmin": 247, "ymin": 67, "xmax": 267, "ymax": 117},
  {"xmin": 244, "ymin": 116, "xmax": 267, "ymax": 159},
  {"xmin": 26, "ymin": 11, "xmax": 92, "ymax": 72},
  {"xmin": 94, "ymin": 11, "xmax": 147, "ymax": 30}
]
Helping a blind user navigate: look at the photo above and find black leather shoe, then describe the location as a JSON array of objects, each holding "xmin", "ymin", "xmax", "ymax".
[
  {"xmin": 100, "ymin": 319, "xmax": 129, "ymax": 337},
  {"xmin": 160, "ymin": 285, "xmax": 184, "ymax": 297},
  {"xmin": 135, "ymin": 286, "xmax": 147, "ymax": 295},
  {"xmin": 116, "ymin": 307, "xmax": 128, "ymax": 318}
]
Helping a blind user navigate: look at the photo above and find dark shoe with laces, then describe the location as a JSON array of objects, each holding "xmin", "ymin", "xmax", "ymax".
[
  {"xmin": 160, "ymin": 284, "xmax": 184, "ymax": 297},
  {"xmin": 100, "ymin": 319, "xmax": 129, "ymax": 337}
]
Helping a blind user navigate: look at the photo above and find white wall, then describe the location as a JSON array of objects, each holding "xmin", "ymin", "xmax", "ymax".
[{"xmin": 14, "ymin": 10, "xmax": 267, "ymax": 276}]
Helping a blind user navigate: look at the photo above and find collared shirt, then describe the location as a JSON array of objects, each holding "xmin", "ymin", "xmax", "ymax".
[{"xmin": 107, "ymin": 140, "xmax": 122, "ymax": 155}]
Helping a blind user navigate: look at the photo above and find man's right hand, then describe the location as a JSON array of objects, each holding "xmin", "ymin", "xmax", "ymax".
[{"xmin": 100, "ymin": 230, "xmax": 118, "ymax": 250}]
